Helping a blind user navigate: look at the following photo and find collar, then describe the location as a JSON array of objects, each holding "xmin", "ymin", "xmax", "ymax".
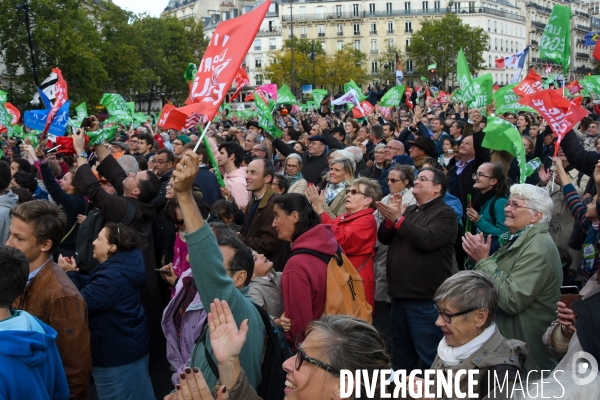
[
  {"xmin": 456, "ymin": 158, "xmax": 474, "ymax": 168},
  {"xmin": 27, "ymin": 256, "xmax": 53, "ymax": 286}
]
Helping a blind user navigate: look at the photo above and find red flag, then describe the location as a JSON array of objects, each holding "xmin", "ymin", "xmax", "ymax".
[
  {"xmin": 518, "ymin": 89, "xmax": 571, "ymax": 137},
  {"xmin": 594, "ymin": 39, "xmax": 600, "ymax": 62},
  {"xmin": 513, "ymin": 69, "xmax": 543, "ymax": 97},
  {"xmin": 43, "ymin": 68, "xmax": 68, "ymax": 135},
  {"xmin": 352, "ymin": 100, "xmax": 374, "ymax": 119},
  {"xmin": 405, "ymin": 87, "xmax": 414, "ymax": 109},
  {"xmin": 157, "ymin": 104, "xmax": 188, "ymax": 130},
  {"xmin": 0, "ymin": 103, "xmax": 20, "ymax": 131},
  {"xmin": 566, "ymin": 80, "xmax": 583, "ymax": 95},
  {"xmin": 495, "ymin": 58, "xmax": 505, "ymax": 69},
  {"xmin": 183, "ymin": 113, "xmax": 201, "ymax": 129},
  {"xmin": 173, "ymin": 0, "xmax": 272, "ymax": 127},
  {"xmin": 244, "ymin": 92, "xmax": 255, "ymax": 102},
  {"xmin": 230, "ymin": 67, "xmax": 250, "ymax": 101},
  {"xmin": 555, "ymin": 97, "xmax": 589, "ymax": 155},
  {"xmin": 55, "ymin": 135, "xmax": 89, "ymax": 156}
]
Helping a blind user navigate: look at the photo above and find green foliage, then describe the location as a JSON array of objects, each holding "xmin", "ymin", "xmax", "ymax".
[{"xmin": 406, "ymin": 13, "xmax": 489, "ymax": 88}]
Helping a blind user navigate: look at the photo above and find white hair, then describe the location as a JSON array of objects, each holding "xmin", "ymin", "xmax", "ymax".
[
  {"xmin": 331, "ymin": 150, "xmax": 356, "ymax": 173},
  {"xmin": 117, "ymin": 155, "xmax": 140, "ymax": 175},
  {"xmin": 286, "ymin": 153, "xmax": 302, "ymax": 168},
  {"xmin": 344, "ymin": 146, "xmax": 364, "ymax": 164},
  {"xmin": 510, "ymin": 184, "xmax": 553, "ymax": 224}
]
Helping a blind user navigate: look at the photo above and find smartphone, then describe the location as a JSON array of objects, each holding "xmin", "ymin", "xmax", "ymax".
[
  {"xmin": 560, "ymin": 286, "xmax": 580, "ymax": 295},
  {"xmin": 80, "ymin": 117, "xmax": 92, "ymax": 130}
]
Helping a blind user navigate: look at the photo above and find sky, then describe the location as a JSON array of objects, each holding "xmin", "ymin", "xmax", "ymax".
[{"xmin": 112, "ymin": 0, "xmax": 166, "ymax": 17}]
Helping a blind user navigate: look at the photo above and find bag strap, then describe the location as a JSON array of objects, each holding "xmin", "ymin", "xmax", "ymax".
[
  {"xmin": 61, "ymin": 222, "xmax": 78, "ymax": 243},
  {"xmin": 489, "ymin": 194, "xmax": 507, "ymax": 228},
  {"xmin": 193, "ymin": 322, "xmax": 220, "ymax": 379},
  {"xmin": 356, "ymin": 254, "xmax": 371, "ymax": 273},
  {"xmin": 290, "ymin": 248, "xmax": 332, "ymax": 264},
  {"xmin": 121, "ymin": 199, "xmax": 136, "ymax": 225}
]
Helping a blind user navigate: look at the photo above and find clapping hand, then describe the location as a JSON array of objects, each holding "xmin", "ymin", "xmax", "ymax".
[
  {"xmin": 58, "ymin": 255, "xmax": 78, "ymax": 273},
  {"xmin": 305, "ymin": 184, "xmax": 325, "ymax": 215},
  {"xmin": 462, "ymin": 232, "xmax": 491, "ymax": 263},
  {"xmin": 375, "ymin": 192, "xmax": 405, "ymax": 223}
]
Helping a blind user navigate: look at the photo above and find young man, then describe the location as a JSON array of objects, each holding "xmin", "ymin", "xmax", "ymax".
[
  {"xmin": 217, "ymin": 142, "xmax": 250, "ymax": 208},
  {"xmin": 8, "ymin": 201, "xmax": 91, "ymax": 400},
  {"xmin": 0, "ymin": 245, "xmax": 69, "ymax": 399},
  {"xmin": 136, "ymin": 132, "xmax": 155, "ymax": 160}
]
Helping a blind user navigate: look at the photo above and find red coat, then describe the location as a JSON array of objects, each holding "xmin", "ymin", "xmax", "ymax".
[{"xmin": 321, "ymin": 208, "xmax": 377, "ymax": 309}]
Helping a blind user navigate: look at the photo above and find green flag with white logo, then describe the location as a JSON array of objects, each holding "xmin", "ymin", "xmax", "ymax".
[
  {"xmin": 539, "ymin": 5, "xmax": 571, "ymax": 70},
  {"xmin": 482, "ymin": 116, "xmax": 528, "ymax": 183},
  {"xmin": 379, "ymin": 86, "xmax": 406, "ymax": 107}
]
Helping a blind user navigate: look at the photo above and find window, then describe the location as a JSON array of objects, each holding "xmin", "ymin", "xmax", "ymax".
[
  {"xmin": 469, "ymin": 1, "xmax": 475, "ymax": 12},
  {"xmin": 269, "ymin": 3, "xmax": 276, "ymax": 12},
  {"xmin": 387, "ymin": 38, "xmax": 395, "ymax": 47},
  {"xmin": 405, "ymin": 21, "xmax": 412, "ymax": 32},
  {"xmin": 354, "ymin": 23, "xmax": 360, "ymax": 35},
  {"xmin": 336, "ymin": 5, "xmax": 342, "ymax": 17},
  {"xmin": 255, "ymin": 75, "xmax": 263, "ymax": 85},
  {"xmin": 354, "ymin": 40, "xmax": 361, "ymax": 51},
  {"xmin": 422, "ymin": 1, "xmax": 428, "ymax": 11},
  {"xmin": 371, "ymin": 39, "xmax": 378, "ymax": 53},
  {"xmin": 369, "ymin": 3, "xmax": 375, "ymax": 15},
  {"xmin": 300, "ymin": 25, "xmax": 307, "ymax": 36},
  {"xmin": 387, "ymin": 21, "xmax": 394, "ymax": 33},
  {"xmin": 337, "ymin": 24, "xmax": 343, "ymax": 35},
  {"xmin": 337, "ymin": 40, "xmax": 344, "ymax": 50},
  {"xmin": 316, "ymin": 6, "xmax": 324, "ymax": 18},
  {"xmin": 318, "ymin": 25, "xmax": 325, "ymax": 37},
  {"xmin": 494, "ymin": 21, "xmax": 497, "ymax": 32},
  {"xmin": 255, "ymin": 58, "xmax": 262, "ymax": 68},
  {"xmin": 500, "ymin": 39, "xmax": 503, "ymax": 51},
  {"xmin": 372, "ymin": 61, "xmax": 379, "ymax": 72},
  {"xmin": 488, "ymin": 56, "xmax": 492, "ymax": 67},
  {"xmin": 434, "ymin": 1, "xmax": 440, "ymax": 10},
  {"xmin": 353, "ymin": 4, "xmax": 360, "ymax": 16},
  {"xmin": 299, "ymin": 6, "xmax": 306, "ymax": 20},
  {"xmin": 386, "ymin": 2, "xmax": 393, "ymax": 13},
  {"xmin": 370, "ymin": 22, "xmax": 377, "ymax": 34},
  {"xmin": 405, "ymin": 2, "xmax": 411, "ymax": 12},
  {"xmin": 510, "ymin": 41, "xmax": 513, "ymax": 52},
  {"xmin": 487, "ymin": 20, "xmax": 491, "ymax": 32},
  {"xmin": 254, "ymin": 39, "xmax": 261, "ymax": 51},
  {"xmin": 406, "ymin": 60, "xmax": 413, "ymax": 72},
  {"xmin": 495, "ymin": 38, "xmax": 498, "ymax": 50},
  {"xmin": 269, "ymin": 38, "xmax": 276, "ymax": 50},
  {"xmin": 268, "ymin": 21, "xmax": 274, "ymax": 31},
  {"xmin": 500, "ymin": 23, "xmax": 503, "ymax": 34},
  {"xmin": 405, "ymin": 38, "xmax": 411, "ymax": 47},
  {"xmin": 454, "ymin": 2, "xmax": 460, "ymax": 12}
]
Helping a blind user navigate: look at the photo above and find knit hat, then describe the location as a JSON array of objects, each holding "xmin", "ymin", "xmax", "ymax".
[{"xmin": 177, "ymin": 135, "xmax": 191, "ymax": 144}]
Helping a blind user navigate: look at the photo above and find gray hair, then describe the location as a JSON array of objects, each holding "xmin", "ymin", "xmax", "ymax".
[
  {"xmin": 331, "ymin": 149, "xmax": 356, "ymax": 172},
  {"xmin": 330, "ymin": 156, "xmax": 356, "ymax": 182},
  {"xmin": 345, "ymin": 146, "xmax": 364, "ymax": 164},
  {"xmin": 510, "ymin": 184, "xmax": 553, "ymax": 224},
  {"xmin": 434, "ymin": 270, "xmax": 498, "ymax": 329},
  {"xmin": 117, "ymin": 155, "xmax": 140, "ymax": 175},
  {"xmin": 374, "ymin": 143, "xmax": 387, "ymax": 152},
  {"xmin": 286, "ymin": 153, "xmax": 302, "ymax": 168}
]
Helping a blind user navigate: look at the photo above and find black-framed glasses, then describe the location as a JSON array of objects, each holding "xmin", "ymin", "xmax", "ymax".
[
  {"xmin": 295, "ymin": 348, "xmax": 340, "ymax": 376},
  {"xmin": 434, "ymin": 304, "xmax": 476, "ymax": 324},
  {"xmin": 172, "ymin": 141, "xmax": 183, "ymax": 146},
  {"xmin": 472, "ymin": 172, "xmax": 493, "ymax": 179},
  {"xmin": 349, "ymin": 188, "xmax": 366, "ymax": 196}
]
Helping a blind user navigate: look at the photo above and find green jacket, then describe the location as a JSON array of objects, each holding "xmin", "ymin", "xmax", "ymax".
[
  {"xmin": 187, "ymin": 223, "xmax": 265, "ymax": 390},
  {"xmin": 474, "ymin": 195, "xmax": 508, "ymax": 238},
  {"xmin": 475, "ymin": 223, "xmax": 561, "ymax": 372}
]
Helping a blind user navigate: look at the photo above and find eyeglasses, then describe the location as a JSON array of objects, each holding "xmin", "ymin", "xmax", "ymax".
[
  {"xmin": 386, "ymin": 146, "xmax": 403, "ymax": 152},
  {"xmin": 434, "ymin": 304, "xmax": 476, "ymax": 324},
  {"xmin": 349, "ymin": 188, "xmax": 367, "ymax": 196},
  {"xmin": 416, "ymin": 176, "xmax": 434, "ymax": 182},
  {"xmin": 506, "ymin": 201, "xmax": 535, "ymax": 211},
  {"xmin": 472, "ymin": 172, "xmax": 493, "ymax": 179},
  {"xmin": 172, "ymin": 141, "xmax": 183, "ymax": 146},
  {"xmin": 131, "ymin": 140, "xmax": 139, "ymax": 144},
  {"xmin": 295, "ymin": 348, "xmax": 340, "ymax": 376},
  {"xmin": 387, "ymin": 177, "xmax": 405, "ymax": 184}
]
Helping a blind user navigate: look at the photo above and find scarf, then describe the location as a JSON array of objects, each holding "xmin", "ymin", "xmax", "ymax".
[
  {"xmin": 437, "ymin": 324, "xmax": 497, "ymax": 367},
  {"xmin": 498, "ymin": 225, "xmax": 532, "ymax": 247},
  {"xmin": 287, "ymin": 171, "xmax": 304, "ymax": 187},
  {"xmin": 324, "ymin": 182, "xmax": 346, "ymax": 204},
  {"xmin": 472, "ymin": 189, "xmax": 497, "ymax": 213}
]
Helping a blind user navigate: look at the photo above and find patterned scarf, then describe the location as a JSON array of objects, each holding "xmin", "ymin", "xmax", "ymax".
[
  {"xmin": 287, "ymin": 171, "xmax": 304, "ymax": 187},
  {"xmin": 324, "ymin": 182, "xmax": 346, "ymax": 204},
  {"xmin": 498, "ymin": 225, "xmax": 531, "ymax": 247}
]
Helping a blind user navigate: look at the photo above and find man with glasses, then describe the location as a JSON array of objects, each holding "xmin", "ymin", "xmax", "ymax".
[
  {"xmin": 376, "ymin": 167, "xmax": 457, "ymax": 371},
  {"xmin": 243, "ymin": 132, "xmax": 261, "ymax": 165},
  {"xmin": 128, "ymin": 136, "xmax": 140, "ymax": 155},
  {"xmin": 171, "ymin": 135, "xmax": 191, "ymax": 158},
  {"xmin": 151, "ymin": 149, "xmax": 175, "ymax": 269}
]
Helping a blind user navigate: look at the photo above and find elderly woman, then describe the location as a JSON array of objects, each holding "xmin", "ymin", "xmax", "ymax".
[
  {"xmin": 305, "ymin": 156, "xmax": 355, "ymax": 218},
  {"xmin": 368, "ymin": 143, "xmax": 387, "ymax": 180},
  {"xmin": 463, "ymin": 184, "xmax": 562, "ymax": 372},
  {"xmin": 318, "ymin": 178, "xmax": 383, "ymax": 309},
  {"xmin": 374, "ymin": 164, "xmax": 417, "ymax": 303},
  {"xmin": 285, "ymin": 153, "xmax": 308, "ymax": 194},
  {"xmin": 409, "ymin": 271, "xmax": 527, "ymax": 399}
]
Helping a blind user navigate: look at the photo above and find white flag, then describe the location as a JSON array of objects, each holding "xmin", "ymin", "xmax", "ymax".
[
  {"xmin": 331, "ymin": 89, "xmax": 365, "ymax": 116},
  {"xmin": 31, "ymin": 72, "xmax": 58, "ymax": 106}
]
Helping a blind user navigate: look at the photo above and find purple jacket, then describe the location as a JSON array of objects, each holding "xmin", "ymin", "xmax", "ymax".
[{"xmin": 161, "ymin": 268, "xmax": 207, "ymax": 385}]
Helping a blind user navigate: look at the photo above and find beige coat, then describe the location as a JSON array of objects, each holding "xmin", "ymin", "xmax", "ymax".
[
  {"xmin": 323, "ymin": 187, "xmax": 348, "ymax": 218},
  {"xmin": 288, "ymin": 177, "xmax": 308, "ymax": 194}
]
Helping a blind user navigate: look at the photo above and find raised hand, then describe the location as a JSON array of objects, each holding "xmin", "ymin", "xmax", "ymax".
[
  {"xmin": 172, "ymin": 150, "xmax": 200, "ymax": 194},
  {"xmin": 208, "ymin": 299, "xmax": 249, "ymax": 365}
]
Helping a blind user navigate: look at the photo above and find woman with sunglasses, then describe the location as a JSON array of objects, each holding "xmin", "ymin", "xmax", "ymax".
[
  {"xmin": 58, "ymin": 223, "xmax": 154, "ymax": 400},
  {"xmin": 409, "ymin": 271, "xmax": 527, "ymax": 399}
]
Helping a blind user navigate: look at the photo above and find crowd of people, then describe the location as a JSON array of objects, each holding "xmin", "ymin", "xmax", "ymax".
[{"xmin": 2, "ymin": 77, "xmax": 600, "ymax": 400}]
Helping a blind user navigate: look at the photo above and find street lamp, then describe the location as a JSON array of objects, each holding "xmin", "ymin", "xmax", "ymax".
[
  {"xmin": 16, "ymin": 0, "xmax": 39, "ymax": 87},
  {"xmin": 289, "ymin": 0, "xmax": 296, "ymax": 96}
]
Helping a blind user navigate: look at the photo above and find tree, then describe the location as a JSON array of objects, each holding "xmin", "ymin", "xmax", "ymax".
[
  {"xmin": 406, "ymin": 13, "xmax": 489, "ymax": 89},
  {"xmin": 374, "ymin": 43, "xmax": 403, "ymax": 86},
  {"xmin": 327, "ymin": 43, "xmax": 369, "ymax": 92}
]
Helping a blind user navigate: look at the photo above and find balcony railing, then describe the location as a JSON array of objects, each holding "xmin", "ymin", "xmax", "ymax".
[
  {"xmin": 405, "ymin": 28, "xmax": 413, "ymax": 33},
  {"xmin": 370, "ymin": 49, "xmax": 378, "ymax": 54},
  {"xmin": 269, "ymin": 45, "xmax": 276, "ymax": 50},
  {"xmin": 387, "ymin": 29, "xmax": 394, "ymax": 34},
  {"xmin": 318, "ymin": 32, "xmax": 325, "ymax": 37},
  {"xmin": 576, "ymin": 52, "xmax": 590, "ymax": 59},
  {"xmin": 337, "ymin": 31, "xmax": 343, "ymax": 36},
  {"xmin": 301, "ymin": 33, "xmax": 307, "ymax": 38},
  {"xmin": 531, "ymin": 21, "xmax": 545, "ymax": 29},
  {"xmin": 253, "ymin": 46, "xmax": 261, "ymax": 51},
  {"xmin": 281, "ymin": 6, "xmax": 524, "ymax": 22},
  {"xmin": 256, "ymin": 28, "xmax": 282, "ymax": 37},
  {"xmin": 370, "ymin": 30, "xmax": 377, "ymax": 35},
  {"xmin": 526, "ymin": 2, "xmax": 551, "ymax": 14},
  {"xmin": 575, "ymin": 10, "xmax": 591, "ymax": 18},
  {"xmin": 354, "ymin": 31, "xmax": 361, "ymax": 35},
  {"xmin": 577, "ymin": 24, "xmax": 591, "ymax": 31},
  {"xmin": 531, "ymin": 39, "xmax": 538, "ymax": 45}
]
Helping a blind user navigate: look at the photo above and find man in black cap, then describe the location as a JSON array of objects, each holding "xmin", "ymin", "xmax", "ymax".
[
  {"xmin": 330, "ymin": 126, "xmax": 347, "ymax": 148},
  {"xmin": 267, "ymin": 133, "xmax": 329, "ymax": 186},
  {"xmin": 408, "ymin": 137, "xmax": 434, "ymax": 169}
]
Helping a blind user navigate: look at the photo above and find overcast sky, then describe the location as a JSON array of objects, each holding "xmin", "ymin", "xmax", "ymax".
[{"xmin": 112, "ymin": 0, "xmax": 165, "ymax": 17}]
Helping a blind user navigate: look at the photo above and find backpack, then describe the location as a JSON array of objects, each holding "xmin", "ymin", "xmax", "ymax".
[
  {"xmin": 74, "ymin": 201, "xmax": 136, "ymax": 273},
  {"xmin": 290, "ymin": 246, "xmax": 373, "ymax": 324},
  {"xmin": 196, "ymin": 302, "xmax": 292, "ymax": 400}
]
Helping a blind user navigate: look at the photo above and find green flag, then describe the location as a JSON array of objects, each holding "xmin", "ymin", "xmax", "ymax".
[
  {"xmin": 183, "ymin": 63, "xmax": 197, "ymax": 86},
  {"xmin": 0, "ymin": 91, "xmax": 16, "ymax": 136},
  {"xmin": 463, "ymin": 73, "xmax": 493, "ymax": 109},
  {"xmin": 539, "ymin": 5, "xmax": 571, "ymax": 69},
  {"xmin": 312, "ymin": 89, "xmax": 328, "ymax": 107},
  {"xmin": 127, "ymin": 102, "xmax": 135, "ymax": 116},
  {"xmin": 427, "ymin": 63, "xmax": 437, "ymax": 70},
  {"xmin": 379, "ymin": 86, "xmax": 406, "ymax": 107},
  {"xmin": 493, "ymin": 84, "xmax": 537, "ymax": 114},
  {"xmin": 70, "ymin": 102, "xmax": 89, "ymax": 128},
  {"xmin": 456, "ymin": 48, "xmax": 472, "ymax": 91},
  {"xmin": 24, "ymin": 133, "xmax": 39, "ymax": 148},
  {"xmin": 580, "ymin": 75, "xmax": 600, "ymax": 95},
  {"xmin": 451, "ymin": 88, "xmax": 464, "ymax": 103},
  {"xmin": 482, "ymin": 116, "xmax": 528, "ymax": 183},
  {"xmin": 202, "ymin": 135, "xmax": 225, "ymax": 187},
  {"xmin": 87, "ymin": 126, "xmax": 118, "ymax": 146},
  {"xmin": 254, "ymin": 91, "xmax": 283, "ymax": 138},
  {"xmin": 275, "ymin": 84, "xmax": 298, "ymax": 105},
  {"xmin": 101, "ymin": 93, "xmax": 133, "ymax": 126},
  {"xmin": 343, "ymin": 80, "xmax": 366, "ymax": 101}
]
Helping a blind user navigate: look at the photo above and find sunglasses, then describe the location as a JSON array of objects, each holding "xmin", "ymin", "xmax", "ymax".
[
  {"xmin": 349, "ymin": 188, "xmax": 366, "ymax": 196},
  {"xmin": 295, "ymin": 347, "xmax": 340, "ymax": 376},
  {"xmin": 387, "ymin": 177, "xmax": 405, "ymax": 184}
]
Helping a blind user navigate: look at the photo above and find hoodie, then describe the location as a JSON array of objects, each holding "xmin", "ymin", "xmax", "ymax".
[
  {"xmin": 67, "ymin": 249, "xmax": 149, "ymax": 367},
  {"xmin": 0, "ymin": 310, "xmax": 69, "ymax": 400},
  {"xmin": 0, "ymin": 189, "xmax": 18, "ymax": 245},
  {"xmin": 224, "ymin": 167, "xmax": 250, "ymax": 208},
  {"xmin": 281, "ymin": 224, "xmax": 339, "ymax": 346}
]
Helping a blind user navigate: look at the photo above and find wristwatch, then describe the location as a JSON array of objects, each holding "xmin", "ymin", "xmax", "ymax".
[{"xmin": 77, "ymin": 151, "xmax": 88, "ymax": 158}]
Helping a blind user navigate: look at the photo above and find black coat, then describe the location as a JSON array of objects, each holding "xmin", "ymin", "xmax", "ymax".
[
  {"xmin": 194, "ymin": 165, "xmax": 223, "ymax": 207},
  {"xmin": 272, "ymin": 139, "xmax": 329, "ymax": 185}
]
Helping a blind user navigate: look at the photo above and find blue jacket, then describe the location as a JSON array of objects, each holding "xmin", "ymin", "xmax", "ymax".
[
  {"xmin": 68, "ymin": 249, "xmax": 149, "ymax": 367},
  {"xmin": 0, "ymin": 310, "xmax": 69, "ymax": 400}
]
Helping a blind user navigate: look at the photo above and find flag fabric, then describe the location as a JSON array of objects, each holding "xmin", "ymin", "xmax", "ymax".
[
  {"xmin": 351, "ymin": 100, "xmax": 373, "ymax": 119},
  {"xmin": 203, "ymin": 134, "xmax": 225, "ymax": 187},
  {"xmin": 518, "ymin": 89, "xmax": 571, "ymax": 136},
  {"xmin": 379, "ymin": 85, "xmax": 406, "ymax": 107},
  {"xmin": 343, "ymin": 80, "xmax": 367, "ymax": 101},
  {"xmin": 451, "ymin": 88, "xmax": 464, "ymax": 103},
  {"xmin": 495, "ymin": 58, "xmax": 506, "ymax": 69},
  {"xmin": 495, "ymin": 47, "xmax": 530, "ymax": 69},
  {"xmin": 101, "ymin": 93, "xmax": 133, "ymax": 126},
  {"xmin": 254, "ymin": 90, "xmax": 283, "ymax": 138},
  {"xmin": 427, "ymin": 63, "xmax": 437, "ymax": 70},
  {"xmin": 580, "ymin": 75, "xmax": 600, "ymax": 95},
  {"xmin": 230, "ymin": 67, "xmax": 250, "ymax": 101},
  {"xmin": 594, "ymin": 40, "xmax": 600, "ymax": 63},
  {"xmin": 259, "ymin": 84, "xmax": 278, "ymax": 101},
  {"xmin": 31, "ymin": 72, "xmax": 58, "ymax": 106},
  {"xmin": 482, "ymin": 116, "xmax": 529, "ymax": 183},
  {"xmin": 513, "ymin": 69, "xmax": 544, "ymax": 97},
  {"xmin": 493, "ymin": 84, "xmax": 537, "ymax": 115},
  {"xmin": 157, "ymin": 104, "xmax": 188, "ymax": 130},
  {"xmin": 2, "ymin": 103, "xmax": 20, "ymax": 126},
  {"xmin": 395, "ymin": 52, "xmax": 403, "ymax": 86},
  {"xmin": 457, "ymin": 48, "xmax": 472, "ymax": 91},
  {"xmin": 0, "ymin": 92, "xmax": 18, "ymax": 136},
  {"xmin": 539, "ymin": 5, "xmax": 571, "ymax": 68},
  {"xmin": 566, "ymin": 80, "xmax": 583, "ymax": 95},
  {"xmin": 312, "ymin": 89, "xmax": 328, "ymax": 106},
  {"xmin": 275, "ymin": 84, "xmax": 298, "ymax": 105},
  {"xmin": 379, "ymin": 106, "xmax": 392, "ymax": 120},
  {"xmin": 183, "ymin": 63, "xmax": 197, "ymax": 89},
  {"xmin": 331, "ymin": 89, "xmax": 364, "ymax": 113},
  {"xmin": 43, "ymin": 68, "xmax": 68, "ymax": 135},
  {"xmin": 584, "ymin": 32, "xmax": 600, "ymax": 46},
  {"xmin": 24, "ymin": 100, "xmax": 71, "ymax": 137},
  {"xmin": 87, "ymin": 126, "xmax": 119, "ymax": 146},
  {"xmin": 405, "ymin": 87, "xmax": 414, "ymax": 109},
  {"xmin": 184, "ymin": 113, "xmax": 201, "ymax": 129},
  {"xmin": 463, "ymin": 73, "xmax": 493, "ymax": 108},
  {"xmin": 509, "ymin": 47, "xmax": 530, "ymax": 84},
  {"xmin": 555, "ymin": 97, "xmax": 589, "ymax": 155},
  {"xmin": 178, "ymin": 0, "xmax": 272, "ymax": 124},
  {"xmin": 69, "ymin": 102, "xmax": 89, "ymax": 128},
  {"xmin": 545, "ymin": 65, "xmax": 553, "ymax": 76}
]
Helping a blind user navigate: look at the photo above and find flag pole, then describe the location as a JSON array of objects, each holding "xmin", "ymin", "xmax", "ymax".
[{"xmin": 193, "ymin": 120, "xmax": 212, "ymax": 153}]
